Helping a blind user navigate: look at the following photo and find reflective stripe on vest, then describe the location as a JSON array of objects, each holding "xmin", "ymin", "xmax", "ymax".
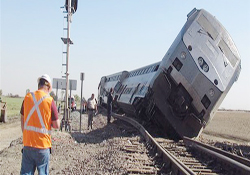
[{"xmin": 24, "ymin": 92, "xmax": 51, "ymax": 135}]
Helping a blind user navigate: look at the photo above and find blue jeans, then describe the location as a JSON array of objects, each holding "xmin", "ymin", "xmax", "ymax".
[{"xmin": 20, "ymin": 146, "xmax": 50, "ymax": 175}]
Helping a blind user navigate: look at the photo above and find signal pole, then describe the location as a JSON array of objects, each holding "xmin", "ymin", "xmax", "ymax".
[
  {"xmin": 80, "ymin": 72, "xmax": 84, "ymax": 132},
  {"xmin": 60, "ymin": 0, "xmax": 77, "ymax": 131},
  {"xmin": 65, "ymin": 0, "xmax": 72, "ymax": 131}
]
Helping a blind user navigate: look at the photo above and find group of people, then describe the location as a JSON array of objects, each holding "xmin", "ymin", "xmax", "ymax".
[{"xmin": 19, "ymin": 74, "xmax": 114, "ymax": 175}]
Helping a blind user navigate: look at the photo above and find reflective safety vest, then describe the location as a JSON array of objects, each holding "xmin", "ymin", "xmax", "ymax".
[{"xmin": 23, "ymin": 90, "xmax": 53, "ymax": 148}]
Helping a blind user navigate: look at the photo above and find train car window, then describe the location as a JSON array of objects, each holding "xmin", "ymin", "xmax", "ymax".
[
  {"xmin": 150, "ymin": 66, "xmax": 155, "ymax": 72},
  {"xmin": 114, "ymin": 82, "xmax": 122, "ymax": 93},
  {"xmin": 197, "ymin": 14, "xmax": 218, "ymax": 41},
  {"xmin": 154, "ymin": 65, "xmax": 159, "ymax": 71},
  {"xmin": 218, "ymin": 39, "xmax": 238, "ymax": 67},
  {"xmin": 125, "ymin": 88, "xmax": 128, "ymax": 94},
  {"xmin": 143, "ymin": 69, "xmax": 146, "ymax": 74},
  {"xmin": 127, "ymin": 88, "xmax": 130, "ymax": 94},
  {"xmin": 139, "ymin": 70, "xmax": 143, "ymax": 75},
  {"xmin": 146, "ymin": 67, "xmax": 150, "ymax": 73},
  {"xmin": 125, "ymin": 88, "xmax": 129, "ymax": 94},
  {"xmin": 128, "ymin": 88, "xmax": 132, "ymax": 94},
  {"xmin": 139, "ymin": 85, "xmax": 145, "ymax": 94},
  {"xmin": 124, "ymin": 88, "xmax": 127, "ymax": 94},
  {"xmin": 118, "ymin": 85, "xmax": 123, "ymax": 93},
  {"xmin": 149, "ymin": 66, "xmax": 154, "ymax": 72}
]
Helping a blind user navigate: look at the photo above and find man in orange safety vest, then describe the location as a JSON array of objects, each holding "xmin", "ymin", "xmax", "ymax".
[{"xmin": 20, "ymin": 74, "xmax": 60, "ymax": 175}]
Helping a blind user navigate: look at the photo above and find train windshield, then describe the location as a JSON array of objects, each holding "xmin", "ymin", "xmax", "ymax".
[
  {"xmin": 218, "ymin": 39, "xmax": 238, "ymax": 67},
  {"xmin": 197, "ymin": 14, "xmax": 218, "ymax": 41},
  {"xmin": 197, "ymin": 13, "xmax": 239, "ymax": 68}
]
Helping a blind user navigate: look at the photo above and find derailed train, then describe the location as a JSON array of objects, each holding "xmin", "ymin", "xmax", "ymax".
[{"xmin": 98, "ymin": 8, "xmax": 241, "ymax": 139}]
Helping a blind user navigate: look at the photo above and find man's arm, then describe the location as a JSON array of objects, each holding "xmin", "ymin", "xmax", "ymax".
[
  {"xmin": 20, "ymin": 101, "xmax": 24, "ymax": 132},
  {"xmin": 21, "ymin": 114, "xmax": 24, "ymax": 132},
  {"xmin": 52, "ymin": 119, "xmax": 60, "ymax": 129},
  {"xmin": 51, "ymin": 100, "xmax": 60, "ymax": 129}
]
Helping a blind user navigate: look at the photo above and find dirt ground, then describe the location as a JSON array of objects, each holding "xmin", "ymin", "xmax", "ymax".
[
  {"xmin": 201, "ymin": 111, "xmax": 250, "ymax": 143},
  {"xmin": 0, "ymin": 110, "xmax": 249, "ymax": 174},
  {"xmin": 0, "ymin": 116, "xmax": 22, "ymax": 151}
]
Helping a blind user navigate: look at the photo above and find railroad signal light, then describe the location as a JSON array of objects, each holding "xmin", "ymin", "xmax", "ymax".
[{"xmin": 65, "ymin": 0, "xmax": 78, "ymax": 14}]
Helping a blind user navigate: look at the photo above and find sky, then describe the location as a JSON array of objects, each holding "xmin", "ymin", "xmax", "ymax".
[{"xmin": 1, "ymin": 0, "xmax": 250, "ymax": 110}]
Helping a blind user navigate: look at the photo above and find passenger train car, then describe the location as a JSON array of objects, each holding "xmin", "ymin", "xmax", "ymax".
[{"xmin": 98, "ymin": 8, "xmax": 241, "ymax": 139}]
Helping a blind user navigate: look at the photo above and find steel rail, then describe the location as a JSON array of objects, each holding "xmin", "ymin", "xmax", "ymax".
[
  {"xmin": 113, "ymin": 113, "xmax": 195, "ymax": 175},
  {"xmin": 183, "ymin": 137, "xmax": 250, "ymax": 175}
]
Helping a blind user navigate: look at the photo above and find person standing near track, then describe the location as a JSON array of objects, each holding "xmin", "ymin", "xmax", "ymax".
[
  {"xmin": 107, "ymin": 88, "xmax": 113, "ymax": 124},
  {"xmin": 87, "ymin": 93, "xmax": 97, "ymax": 130},
  {"xmin": 20, "ymin": 74, "xmax": 60, "ymax": 175}
]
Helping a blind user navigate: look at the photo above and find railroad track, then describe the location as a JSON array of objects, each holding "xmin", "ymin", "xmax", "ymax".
[
  {"xmin": 112, "ymin": 137, "xmax": 162, "ymax": 174},
  {"xmin": 113, "ymin": 113, "xmax": 250, "ymax": 175}
]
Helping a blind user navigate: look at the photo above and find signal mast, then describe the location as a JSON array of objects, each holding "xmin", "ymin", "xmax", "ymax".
[{"xmin": 61, "ymin": 0, "xmax": 78, "ymax": 131}]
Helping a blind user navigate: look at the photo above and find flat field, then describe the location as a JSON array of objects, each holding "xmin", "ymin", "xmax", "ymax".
[
  {"xmin": 1, "ymin": 96, "xmax": 23, "ymax": 117},
  {"xmin": 201, "ymin": 111, "xmax": 250, "ymax": 143}
]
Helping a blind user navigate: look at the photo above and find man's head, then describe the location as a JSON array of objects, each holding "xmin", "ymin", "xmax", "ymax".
[
  {"xmin": 37, "ymin": 74, "xmax": 52, "ymax": 93},
  {"xmin": 91, "ymin": 93, "xmax": 94, "ymax": 99}
]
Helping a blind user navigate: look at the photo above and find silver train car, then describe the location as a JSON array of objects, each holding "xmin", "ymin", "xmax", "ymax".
[{"xmin": 98, "ymin": 8, "xmax": 241, "ymax": 138}]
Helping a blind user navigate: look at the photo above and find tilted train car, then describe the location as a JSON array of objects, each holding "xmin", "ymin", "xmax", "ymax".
[{"xmin": 98, "ymin": 8, "xmax": 241, "ymax": 139}]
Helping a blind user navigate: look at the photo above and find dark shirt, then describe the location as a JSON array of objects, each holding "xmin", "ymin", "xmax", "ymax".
[
  {"xmin": 20, "ymin": 99, "xmax": 58, "ymax": 121},
  {"xmin": 107, "ymin": 93, "xmax": 113, "ymax": 105}
]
